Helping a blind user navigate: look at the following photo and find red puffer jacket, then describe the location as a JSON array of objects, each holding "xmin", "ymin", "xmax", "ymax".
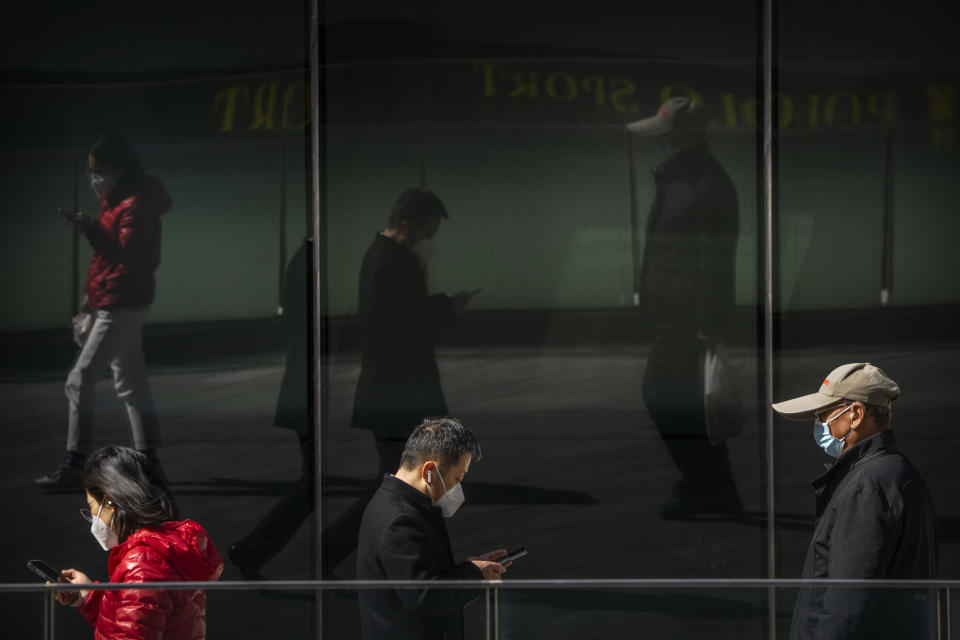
[
  {"xmin": 83, "ymin": 174, "xmax": 172, "ymax": 310},
  {"xmin": 78, "ymin": 519, "xmax": 223, "ymax": 640}
]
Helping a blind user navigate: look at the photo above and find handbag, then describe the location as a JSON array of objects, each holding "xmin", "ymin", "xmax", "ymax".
[
  {"xmin": 71, "ymin": 311, "xmax": 94, "ymax": 347},
  {"xmin": 701, "ymin": 339, "xmax": 744, "ymax": 445}
]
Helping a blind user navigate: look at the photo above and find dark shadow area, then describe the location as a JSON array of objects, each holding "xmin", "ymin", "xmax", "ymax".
[
  {"xmin": 939, "ymin": 517, "xmax": 960, "ymax": 544},
  {"xmin": 502, "ymin": 589, "xmax": 778, "ymax": 619},
  {"xmin": 171, "ymin": 477, "xmax": 298, "ymax": 497},
  {"xmin": 456, "ymin": 482, "xmax": 598, "ymax": 506},
  {"xmin": 664, "ymin": 510, "xmax": 815, "ymax": 532}
]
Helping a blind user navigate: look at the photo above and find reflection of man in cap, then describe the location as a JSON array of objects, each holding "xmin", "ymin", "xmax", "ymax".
[
  {"xmin": 628, "ymin": 96, "xmax": 741, "ymax": 517},
  {"xmin": 773, "ymin": 363, "xmax": 939, "ymax": 640}
]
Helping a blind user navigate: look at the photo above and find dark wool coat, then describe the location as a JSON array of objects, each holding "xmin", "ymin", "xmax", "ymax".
[
  {"xmin": 351, "ymin": 233, "xmax": 455, "ymax": 438},
  {"xmin": 357, "ymin": 475, "xmax": 483, "ymax": 640}
]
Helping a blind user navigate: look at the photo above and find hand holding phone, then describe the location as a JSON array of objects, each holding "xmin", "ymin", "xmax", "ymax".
[
  {"xmin": 27, "ymin": 560, "xmax": 81, "ymax": 607},
  {"xmin": 27, "ymin": 559, "xmax": 65, "ymax": 583},
  {"xmin": 59, "ymin": 208, "xmax": 88, "ymax": 229},
  {"xmin": 497, "ymin": 547, "xmax": 527, "ymax": 565}
]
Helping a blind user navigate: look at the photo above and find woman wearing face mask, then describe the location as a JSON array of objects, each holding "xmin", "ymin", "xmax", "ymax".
[
  {"xmin": 36, "ymin": 134, "xmax": 172, "ymax": 491},
  {"xmin": 54, "ymin": 446, "xmax": 223, "ymax": 640}
]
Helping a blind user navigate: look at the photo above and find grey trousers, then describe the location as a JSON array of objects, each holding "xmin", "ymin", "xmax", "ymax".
[{"xmin": 64, "ymin": 308, "xmax": 161, "ymax": 453}]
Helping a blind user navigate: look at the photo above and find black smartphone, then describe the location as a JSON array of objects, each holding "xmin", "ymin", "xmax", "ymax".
[
  {"xmin": 27, "ymin": 559, "xmax": 65, "ymax": 583},
  {"xmin": 497, "ymin": 547, "xmax": 527, "ymax": 565}
]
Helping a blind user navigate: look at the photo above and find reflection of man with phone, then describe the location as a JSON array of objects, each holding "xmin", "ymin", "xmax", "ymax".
[
  {"xmin": 357, "ymin": 417, "xmax": 510, "ymax": 640},
  {"xmin": 322, "ymin": 187, "xmax": 480, "ymax": 575}
]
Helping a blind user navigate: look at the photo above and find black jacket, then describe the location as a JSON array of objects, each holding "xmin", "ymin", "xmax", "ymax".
[
  {"xmin": 639, "ymin": 142, "xmax": 738, "ymax": 337},
  {"xmin": 351, "ymin": 233, "xmax": 455, "ymax": 437},
  {"xmin": 357, "ymin": 475, "xmax": 483, "ymax": 640},
  {"xmin": 791, "ymin": 430, "xmax": 939, "ymax": 640}
]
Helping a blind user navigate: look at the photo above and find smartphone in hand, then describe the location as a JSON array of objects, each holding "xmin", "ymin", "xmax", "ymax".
[
  {"xmin": 497, "ymin": 547, "xmax": 527, "ymax": 565},
  {"xmin": 28, "ymin": 559, "xmax": 80, "ymax": 606},
  {"xmin": 27, "ymin": 559, "xmax": 66, "ymax": 583}
]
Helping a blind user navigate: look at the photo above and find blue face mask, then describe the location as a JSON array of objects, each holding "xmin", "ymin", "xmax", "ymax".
[{"xmin": 813, "ymin": 404, "xmax": 855, "ymax": 458}]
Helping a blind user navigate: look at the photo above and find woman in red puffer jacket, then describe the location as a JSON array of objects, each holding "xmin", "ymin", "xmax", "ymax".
[
  {"xmin": 36, "ymin": 134, "xmax": 172, "ymax": 492},
  {"xmin": 55, "ymin": 446, "xmax": 223, "ymax": 639}
]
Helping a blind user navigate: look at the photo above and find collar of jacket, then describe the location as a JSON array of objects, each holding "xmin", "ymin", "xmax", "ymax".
[
  {"xmin": 651, "ymin": 141, "xmax": 712, "ymax": 182},
  {"xmin": 811, "ymin": 429, "xmax": 900, "ymax": 494},
  {"xmin": 380, "ymin": 473, "xmax": 443, "ymax": 517}
]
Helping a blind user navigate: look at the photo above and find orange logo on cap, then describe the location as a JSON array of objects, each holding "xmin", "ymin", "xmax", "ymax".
[{"xmin": 822, "ymin": 379, "xmax": 831, "ymax": 385}]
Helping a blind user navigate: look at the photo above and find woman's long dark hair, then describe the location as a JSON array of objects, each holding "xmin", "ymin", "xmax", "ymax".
[
  {"xmin": 88, "ymin": 134, "xmax": 145, "ymax": 199},
  {"xmin": 82, "ymin": 446, "xmax": 179, "ymax": 541}
]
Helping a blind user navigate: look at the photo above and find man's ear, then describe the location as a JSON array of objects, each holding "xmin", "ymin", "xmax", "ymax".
[
  {"xmin": 850, "ymin": 402, "xmax": 865, "ymax": 428},
  {"xmin": 398, "ymin": 220, "xmax": 414, "ymax": 244},
  {"xmin": 422, "ymin": 461, "xmax": 437, "ymax": 483}
]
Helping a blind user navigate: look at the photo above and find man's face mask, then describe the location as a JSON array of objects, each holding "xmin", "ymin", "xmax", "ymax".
[
  {"xmin": 427, "ymin": 466, "xmax": 465, "ymax": 518},
  {"xmin": 412, "ymin": 236, "xmax": 435, "ymax": 269},
  {"xmin": 813, "ymin": 403, "xmax": 855, "ymax": 459}
]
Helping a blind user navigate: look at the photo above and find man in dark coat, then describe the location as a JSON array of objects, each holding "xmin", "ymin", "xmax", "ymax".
[
  {"xmin": 773, "ymin": 362, "xmax": 939, "ymax": 640},
  {"xmin": 352, "ymin": 187, "xmax": 475, "ymax": 476},
  {"xmin": 323, "ymin": 188, "xmax": 476, "ymax": 576},
  {"xmin": 627, "ymin": 97, "xmax": 742, "ymax": 517},
  {"xmin": 227, "ymin": 237, "xmax": 314, "ymax": 579},
  {"xmin": 357, "ymin": 417, "xmax": 508, "ymax": 640}
]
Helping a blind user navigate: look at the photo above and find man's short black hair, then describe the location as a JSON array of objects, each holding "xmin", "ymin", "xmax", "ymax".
[
  {"xmin": 400, "ymin": 417, "xmax": 481, "ymax": 470},
  {"xmin": 386, "ymin": 187, "xmax": 448, "ymax": 230}
]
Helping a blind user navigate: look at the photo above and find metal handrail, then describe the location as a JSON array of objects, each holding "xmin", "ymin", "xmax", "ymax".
[{"xmin": 3, "ymin": 578, "xmax": 960, "ymax": 592}]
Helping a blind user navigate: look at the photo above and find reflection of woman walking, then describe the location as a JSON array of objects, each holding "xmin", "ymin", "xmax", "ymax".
[{"xmin": 36, "ymin": 134, "xmax": 172, "ymax": 490}]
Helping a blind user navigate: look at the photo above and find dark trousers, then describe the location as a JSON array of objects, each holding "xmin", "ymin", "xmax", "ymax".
[
  {"xmin": 235, "ymin": 435, "xmax": 315, "ymax": 572},
  {"xmin": 320, "ymin": 435, "xmax": 406, "ymax": 576},
  {"xmin": 236, "ymin": 434, "xmax": 406, "ymax": 577},
  {"xmin": 642, "ymin": 332, "xmax": 738, "ymax": 496}
]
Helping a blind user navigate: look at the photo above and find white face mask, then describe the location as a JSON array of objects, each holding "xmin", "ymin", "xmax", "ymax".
[
  {"xmin": 427, "ymin": 466, "xmax": 465, "ymax": 518},
  {"xmin": 90, "ymin": 501, "xmax": 119, "ymax": 551},
  {"xmin": 90, "ymin": 173, "xmax": 116, "ymax": 199},
  {"xmin": 412, "ymin": 236, "xmax": 435, "ymax": 269}
]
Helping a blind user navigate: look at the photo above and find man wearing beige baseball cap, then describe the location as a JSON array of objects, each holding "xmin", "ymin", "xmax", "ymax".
[
  {"xmin": 773, "ymin": 363, "xmax": 939, "ymax": 640},
  {"xmin": 628, "ymin": 96, "xmax": 742, "ymax": 517}
]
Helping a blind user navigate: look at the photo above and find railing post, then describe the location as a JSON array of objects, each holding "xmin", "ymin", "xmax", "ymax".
[
  {"xmin": 493, "ymin": 585, "xmax": 500, "ymax": 640},
  {"xmin": 946, "ymin": 586, "xmax": 952, "ymax": 640},
  {"xmin": 43, "ymin": 590, "xmax": 55, "ymax": 640},
  {"xmin": 485, "ymin": 586, "xmax": 492, "ymax": 640}
]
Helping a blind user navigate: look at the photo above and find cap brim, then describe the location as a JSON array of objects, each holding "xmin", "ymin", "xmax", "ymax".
[
  {"xmin": 627, "ymin": 115, "xmax": 671, "ymax": 136},
  {"xmin": 771, "ymin": 392, "xmax": 840, "ymax": 421}
]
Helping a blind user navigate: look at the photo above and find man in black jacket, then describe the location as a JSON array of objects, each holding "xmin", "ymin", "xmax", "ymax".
[
  {"xmin": 628, "ymin": 97, "xmax": 742, "ymax": 517},
  {"xmin": 357, "ymin": 417, "xmax": 508, "ymax": 640},
  {"xmin": 324, "ymin": 188, "xmax": 476, "ymax": 575},
  {"xmin": 352, "ymin": 187, "xmax": 476, "ymax": 474},
  {"xmin": 773, "ymin": 362, "xmax": 939, "ymax": 640}
]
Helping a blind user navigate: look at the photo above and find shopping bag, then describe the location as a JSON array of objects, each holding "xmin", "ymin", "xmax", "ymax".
[
  {"xmin": 71, "ymin": 311, "xmax": 94, "ymax": 347},
  {"xmin": 701, "ymin": 340, "xmax": 744, "ymax": 445}
]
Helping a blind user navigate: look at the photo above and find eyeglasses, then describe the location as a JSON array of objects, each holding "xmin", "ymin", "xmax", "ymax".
[
  {"xmin": 815, "ymin": 403, "xmax": 851, "ymax": 423},
  {"xmin": 80, "ymin": 499, "xmax": 98, "ymax": 523}
]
